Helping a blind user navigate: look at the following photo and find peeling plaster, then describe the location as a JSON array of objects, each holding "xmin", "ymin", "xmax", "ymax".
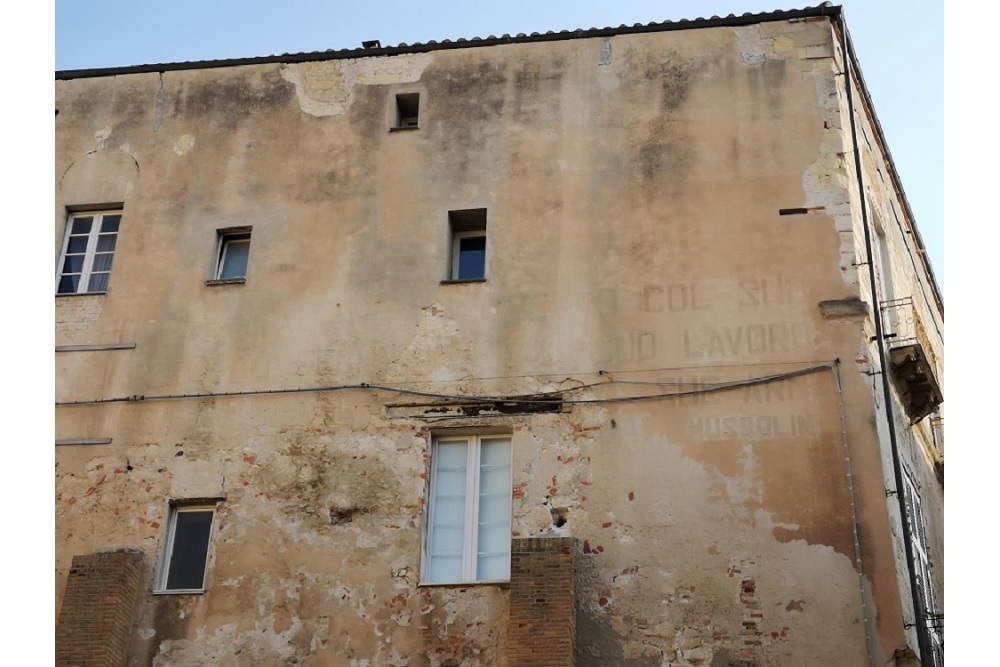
[
  {"xmin": 280, "ymin": 53, "xmax": 432, "ymax": 117},
  {"xmin": 173, "ymin": 134, "xmax": 195, "ymax": 155},
  {"xmin": 94, "ymin": 125, "xmax": 112, "ymax": 150},
  {"xmin": 733, "ymin": 24, "xmax": 769, "ymax": 65}
]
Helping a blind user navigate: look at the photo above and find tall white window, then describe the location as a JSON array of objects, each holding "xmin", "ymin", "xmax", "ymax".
[
  {"xmin": 56, "ymin": 210, "xmax": 121, "ymax": 294},
  {"xmin": 157, "ymin": 504, "xmax": 217, "ymax": 593},
  {"xmin": 902, "ymin": 471, "xmax": 943, "ymax": 666},
  {"xmin": 424, "ymin": 435, "xmax": 512, "ymax": 584},
  {"xmin": 871, "ymin": 210, "xmax": 896, "ymax": 334}
]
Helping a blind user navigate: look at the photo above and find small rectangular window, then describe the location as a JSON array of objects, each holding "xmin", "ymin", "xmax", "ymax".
[
  {"xmin": 423, "ymin": 435, "xmax": 512, "ymax": 584},
  {"xmin": 448, "ymin": 209, "xmax": 487, "ymax": 281},
  {"xmin": 395, "ymin": 93, "xmax": 420, "ymax": 129},
  {"xmin": 157, "ymin": 504, "xmax": 217, "ymax": 593},
  {"xmin": 213, "ymin": 228, "xmax": 252, "ymax": 282},
  {"xmin": 56, "ymin": 209, "xmax": 121, "ymax": 295}
]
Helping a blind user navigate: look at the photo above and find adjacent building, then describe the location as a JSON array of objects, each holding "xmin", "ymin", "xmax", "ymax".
[{"xmin": 55, "ymin": 4, "xmax": 943, "ymax": 665}]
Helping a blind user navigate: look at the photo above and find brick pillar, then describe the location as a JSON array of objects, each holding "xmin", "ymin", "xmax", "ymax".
[
  {"xmin": 56, "ymin": 549, "xmax": 144, "ymax": 667},
  {"xmin": 508, "ymin": 537, "xmax": 577, "ymax": 667}
]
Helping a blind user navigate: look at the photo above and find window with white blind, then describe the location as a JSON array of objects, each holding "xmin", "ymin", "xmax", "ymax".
[
  {"xmin": 56, "ymin": 210, "xmax": 121, "ymax": 294},
  {"xmin": 424, "ymin": 435, "xmax": 512, "ymax": 584}
]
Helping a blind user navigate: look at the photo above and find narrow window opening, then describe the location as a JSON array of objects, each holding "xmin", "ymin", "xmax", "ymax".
[
  {"xmin": 212, "ymin": 228, "xmax": 252, "ymax": 282},
  {"xmin": 395, "ymin": 93, "xmax": 420, "ymax": 129},
  {"xmin": 157, "ymin": 503, "xmax": 217, "ymax": 593},
  {"xmin": 448, "ymin": 209, "xmax": 487, "ymax": 281}
]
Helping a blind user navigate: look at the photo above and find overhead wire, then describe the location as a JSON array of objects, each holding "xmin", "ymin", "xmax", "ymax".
[{"xmin": 55, "ymin": 362, "xmax": 834, "ymax": 408}]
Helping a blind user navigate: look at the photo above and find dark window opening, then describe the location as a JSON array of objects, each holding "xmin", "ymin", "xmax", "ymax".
[
  {"xmin": 160, "ymin": 506, "xmax": 215, "ymax": 592},
  {"xmin": 449, "ymin": 208, "xmax": 488, "ymax": 281},
  {"xmin": 395, "ymin": 93, "xmax": 420, "ymax": 129},
  {"xmin": 212, "ymin": 227, "xmax": 252, "ymax": 283}
]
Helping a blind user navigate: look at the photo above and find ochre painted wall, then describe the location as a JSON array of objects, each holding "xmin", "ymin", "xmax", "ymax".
[{"xmin": 56, "ymin": 16, "xmax": 941, "ymax": 666}]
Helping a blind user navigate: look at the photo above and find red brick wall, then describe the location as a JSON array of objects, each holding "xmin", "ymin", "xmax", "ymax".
[
  {"xmin": 508, "ymin": 537, "xmax": 577, "ymax": 666},
  {"xmin": 56, "ymin": 550, "xmax": 144, "ymax": 667}
]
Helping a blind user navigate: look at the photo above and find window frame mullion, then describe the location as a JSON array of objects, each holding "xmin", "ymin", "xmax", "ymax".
[{"xmin": 463, "ymin": 436, "xmax": 482, "ymax": 582}]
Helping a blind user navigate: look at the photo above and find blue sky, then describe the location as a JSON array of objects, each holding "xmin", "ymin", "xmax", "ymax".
[{"xmin": 54, "ymin": 0, "xmax": 943, "ymax": 291}]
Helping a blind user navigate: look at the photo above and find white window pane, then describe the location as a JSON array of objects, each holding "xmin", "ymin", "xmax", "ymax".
[
  {"xmin": 435, "ymin": 441, "xmax": 469, "ymax": 465},
  {"xmin": 476, "ymin": 553, "xmax": 509, "ymax": 581},
  {"xmin": 480, "ymin": 438, "xmax": 511, "ymax": 455},
  {"xmin": 478, "ymin": 467, "xmax": 511, "ymax": 494},
  {"xmin": 431, "ymin": 497, "xmax": 467, "ymax": 529},
  {"xmin": 476, "ymin": 437, "xmax": 510, "ymax": 581},
  {"xmin": 430, "ymin": 526, "xmax": 465, "ymax": 553},
  {"xmin": 478, "ymin": 494, "xmax": 510, "ymax": 523},
  {"xmin": 430, "ymin": 555, "xmax": 463, "ymax": 582},
  {"xmin": 476, "ymin": 517, "xmax": 511, "ymax": 552},
  {"xmin": 427, "ymin": 441, "xmax": 469, "ymax": 582}
]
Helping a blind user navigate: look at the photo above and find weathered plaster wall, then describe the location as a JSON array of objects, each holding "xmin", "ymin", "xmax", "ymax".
[
  {"xmin": 841, "ymin": 43, "xmax": 945, "ymax": 658},
  {"xmin": 55, "ymin": 16, "xmax": 933, "ymax": 666}
]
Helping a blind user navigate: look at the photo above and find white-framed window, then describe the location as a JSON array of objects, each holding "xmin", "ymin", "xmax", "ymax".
[
  {"xmin": 423, "ymin": 435, "xmax": 512, "ymax": 584},
  {"xmin": 870, "ymin": 207, "xmax": 896, "ymax": 335},
  {"xmin": 156, "ymin": 503, "xmax": 218, "ymax": 593},
  {"xmin": 901, "ymin": 471, "xmax": 943, "ymax": 666},
  {"xmin": 213, "ymin": 228, "xmax": 251, "ymax": 281},
  {"xmin": 448, "ymin": 209, "xmax": 487, "ymax": 281},
  {"xmin": 56, "ymin": 209, "xmax": 121, "ymax": 294}
]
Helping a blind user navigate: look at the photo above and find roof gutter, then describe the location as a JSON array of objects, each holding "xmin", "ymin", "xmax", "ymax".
[{"xmin": 55, "ymin": 4, "xmax": 840, "ymax": 80}]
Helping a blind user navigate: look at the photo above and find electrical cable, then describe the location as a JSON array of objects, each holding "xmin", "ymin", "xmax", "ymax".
[{"xmin": 55, "ymin": 363, "xmax": 833, "ymax": 408}]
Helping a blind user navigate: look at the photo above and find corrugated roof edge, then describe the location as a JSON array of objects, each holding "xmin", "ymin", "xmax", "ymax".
[{"xmin": 55, "ymin": 3, "xmax": 839, "ymax": 80}]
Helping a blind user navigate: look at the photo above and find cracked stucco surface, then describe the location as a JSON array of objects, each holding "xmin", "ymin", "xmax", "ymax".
[{"xmin": 54, "ymin": 16, "xmax": 940, "ymax": 666}]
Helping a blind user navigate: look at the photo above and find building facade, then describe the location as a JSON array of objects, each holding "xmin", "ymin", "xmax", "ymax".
[{"xmin": 55, "ymin": 5, "xmax": 943, "ymax": 666}]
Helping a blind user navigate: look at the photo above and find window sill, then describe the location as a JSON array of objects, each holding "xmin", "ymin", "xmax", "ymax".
[
  {"xmin": 152, "ymin": 588, "xmax": 207, "ymax": 595},
  {"xmin": 55, "ymin": 291, "xmax": 107, "ymax": 298},
  {"xmin": 205, "ymin": 278, "xmax": 247, "ymax": 286},
  {"xmin": 441, "ymin": 278, "xmax": 487, "ymax": 285},
  {"xmin": 418, "ymin": 580, "xmax": 509, "ymax": 589},
  {"xmin": 389, "ymin": 126, "xmax": 420, "ymax": 132}
]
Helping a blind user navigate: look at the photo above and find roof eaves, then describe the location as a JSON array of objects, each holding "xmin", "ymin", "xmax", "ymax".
[{"xmin": 55, "ymin": 4, "xmax": 841, "ymax": 80}]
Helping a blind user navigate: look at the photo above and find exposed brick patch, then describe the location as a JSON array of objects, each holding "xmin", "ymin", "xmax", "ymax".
[
  {"xmin": 508, "ymin": 537, "xmax": 577, "ymax": 666},
  {"xmin": 56, "ymin": 549, "xmax": 144, "ymax": 667}
]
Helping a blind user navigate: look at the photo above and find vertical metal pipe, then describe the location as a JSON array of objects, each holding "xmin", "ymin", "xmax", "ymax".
[{"xmin": 830, "ymin": 362, "xmax": 876, "ymax": 667}]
